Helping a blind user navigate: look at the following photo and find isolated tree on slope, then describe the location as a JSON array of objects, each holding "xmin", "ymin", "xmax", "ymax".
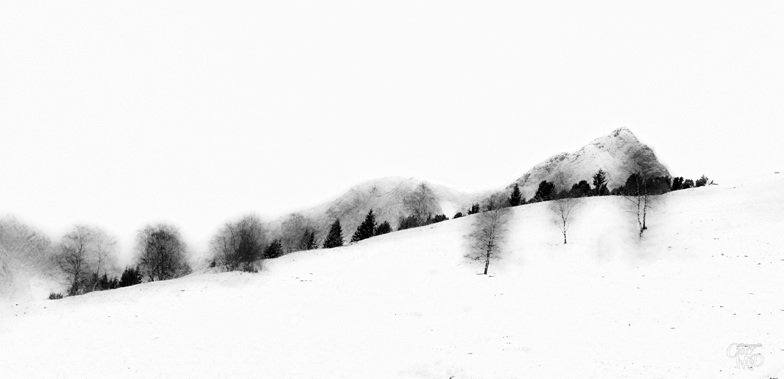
[
  {"xmin": 551, "ymin": 197, "xmax": 578, "ymax": 244},
  {"xmin": 323, "ymin": 219, "xmax": 344, "ymax": 248},
  {"xmin": 466, "ymin": 202, "xmax": 510, "ymax": 275},
  {"xmin": 621, "ymin": 150, "xmax": 666, "ymax": 238},
  {"xmin": 509, "ymin": 183, "xmax": 523, "ymax": 206},
  {"xmin": 351, "ymin": 209, "xmax": 377, "ymax": 243},
  {"xmin": 135, "ymin": 224, "xmax": 191, "ymax": 281},
  {"xmin": 210, "ymin": 214, "xmax": 266, "ymax": 272}
]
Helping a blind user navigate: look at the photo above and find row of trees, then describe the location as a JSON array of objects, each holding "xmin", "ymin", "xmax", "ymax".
[
  {"xmin": 464, "ymin": 169, "xmax": 713, "ymax": 275},
  {"xmin": 48, "ymin": 169, "xmax": 715, "ymax": 290},
  {"xmin": 52, "ymin": 223, "xmax": 192, "ymax": 297}
]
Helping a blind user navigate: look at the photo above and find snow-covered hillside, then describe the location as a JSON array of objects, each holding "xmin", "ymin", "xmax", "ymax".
[
  {"xmin": 508, "ymin": 127, "xmax": 670, "ymax": 199},
  {"xmin": 271, "ymin": 128, "xmax": 667, "ymax": 243},
  {"xmin": 2, "ymin": 173, "xmax": 783, "ymax": 378}
]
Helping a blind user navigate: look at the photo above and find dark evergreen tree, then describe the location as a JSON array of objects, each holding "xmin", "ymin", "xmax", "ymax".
[
  {"xmin": 533, "ymin": 180, "xmax": 555, "ymax": 202},
  {"xmin": 431, "ymin": 214, "xmax": 448, "ymax": 223},
  {"xmin": 671, "ymin": 177, "xmax": 684, "ymax": 191},
  {"xmin": 682, "ymin": 179, "xmax": 695, "ymax": 189},
  {"xmin": 592, "ymin": 169, "xmax": 609, "ymax": 196},
  {"xmin": 351, "ymin": 209, "xmax": 377, "ymax": 243},
  {"xmin": 622, "ymin": 173, "xmax": 641, "ymax": 195},
  {"xmin": 374, "ymin": 221, "xmax": 392, "ymax": 236},
  {"xmin": 509, "ymin": 183, "xmax": 523, "ymax": 206},
  {"xmin": 397, "ymin": 215, "xmax": 420, "ymax": 231},
  {"xmin": 569, "ymin": 180, "xmax": 591, "ymax": 198},
  {"xmin": 263, "ymin": 239, "xmax": 283, "ymax": 259},
  {"xmin": 322, "ymin": 219, "xmax": 344, "ymax": 248},
  {"xmin": 696, "ymin": 175, "xmax": 710, "ymax": 187},
  {"xmin": 119, "ymin": 266, "xmax": 143, "ymax": 287},
  {"xmin": 467, "ymin": 203, "xmax": 480, "ymax": 215},
  {"xmin": 299, "ymin": 228, "xmax": 318, "ymax": 250},
  {"xmin": 453, "ymin": 212, "xmax": 464, "ymax": 219}
]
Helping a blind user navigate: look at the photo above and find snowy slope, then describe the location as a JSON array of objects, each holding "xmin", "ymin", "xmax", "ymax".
[
  {"xmin": 508, "ymin": 127, "xmax": 670, "ymax": 198},
  {"xmin": 272, "ymin": 128, "xmax": 667, "ymax": 244},
  {"xmin": 2, "ymin": 173, "xmax": 783, "ymax": 378}
]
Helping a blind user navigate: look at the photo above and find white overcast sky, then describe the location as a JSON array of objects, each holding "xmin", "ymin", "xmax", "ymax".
[{"xmin": 2, "ymin": 1, "xmax": 783, "ymax": 262}]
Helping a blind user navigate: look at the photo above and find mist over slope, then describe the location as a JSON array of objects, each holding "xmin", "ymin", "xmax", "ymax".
[
  {"xmin": 3, "ymin": 173, "xmax": 782, "ymax": 378},
  {"xmin": 507, "ymin": 127, "xmax": 670, "ymax": 198},
  {"xmin": 0, "ymin": 216, "xmax": 64, "ymax": 302}
]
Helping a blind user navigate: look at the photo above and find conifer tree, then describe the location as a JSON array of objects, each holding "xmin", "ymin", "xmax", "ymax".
[
  {"xmin": 509, "ymin": 183, "xmax": 523, "ymax": 206},
  {"xmin": 592, "ymin": 169, "xmax": 608, "ymax": 196},
  {"xmin": 351, "ymin": 210, "xmax": 377, "ymax": 243},
  {"xmin": 299, "ymin": 229, "xmax": 318, "ymax": 250},
  {"xmin": 533, "ymin": 181, "xmax": 555, "ymax": 202},
  {"xmin": 374, "ymin": 221, "xmax": 392, "ymax": 236},
  {"xmin": 263, "ymin": 239, "xmax": 283, "ymax": 259},
  {"xmin": 323, "ymin": 219, "xmax": 344, "ymax": 248}
]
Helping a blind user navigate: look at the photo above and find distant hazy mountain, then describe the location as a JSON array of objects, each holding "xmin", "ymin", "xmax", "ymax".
[
  {"xmin": 271, "ymin": 127, "xmax": 669, "ymax": 244},
  {"xmin": 507, "ymin": 127, "xmax": 670, "ymax": 199}
]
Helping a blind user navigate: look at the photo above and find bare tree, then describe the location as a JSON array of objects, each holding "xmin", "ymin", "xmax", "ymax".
[
  {"xmin": 483, "ymin": 191, "xmax": 511, "ymax": 211},
  {"xmin": 621, "ymin": 150, "xmax": 665, "ymax": 238},
  {"xmin": 278, "ymin": 213, "xmax": 313, "ymax": 254},
  {"xmin": 551, "ymin": 197, "xmax": 578, "ymax": 244},
  {"xmin": 210, "ymin": 214, "xmax": 266, "ymax": 272},
  {"xmin": 135, "ymin": 224, "xmax": 191, "ymax": 281},
  {"xmin": 55, "ymin": 225, "xmax": 118, "ymax": 295},
  {"xmin": 403, "ymin": 182, "xmax": 438, "ymax": 225},
  {"xmin": 91, "ymin": 230, "xmax": 119, "ymax": 290},
  {"xmin": 466, "ymin": 206, "xmax": 510, "ymax": 275}
]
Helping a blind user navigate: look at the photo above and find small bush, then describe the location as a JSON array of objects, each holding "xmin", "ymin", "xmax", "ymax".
[
  {"xmin": 431, "ymin": 214, "xmax": 449, "ymax": 223},
  {"xmin": 453, "ymin": 212, "xmax": 464, "ymax": 219},
  {"xmin": 48, "ymin": 292, "xmax": 63, "ymax": 300}
]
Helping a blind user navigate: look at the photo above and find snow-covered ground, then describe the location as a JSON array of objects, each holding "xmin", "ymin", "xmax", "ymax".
[{"xmin": 2, "ymin": 173, "xmax": 783, "ymax": 378}]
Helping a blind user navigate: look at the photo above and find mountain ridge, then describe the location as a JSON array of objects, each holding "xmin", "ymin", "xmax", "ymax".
[{"xmin": 270, "ymin": 127, "xmax": 670, "ymax": 241}]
